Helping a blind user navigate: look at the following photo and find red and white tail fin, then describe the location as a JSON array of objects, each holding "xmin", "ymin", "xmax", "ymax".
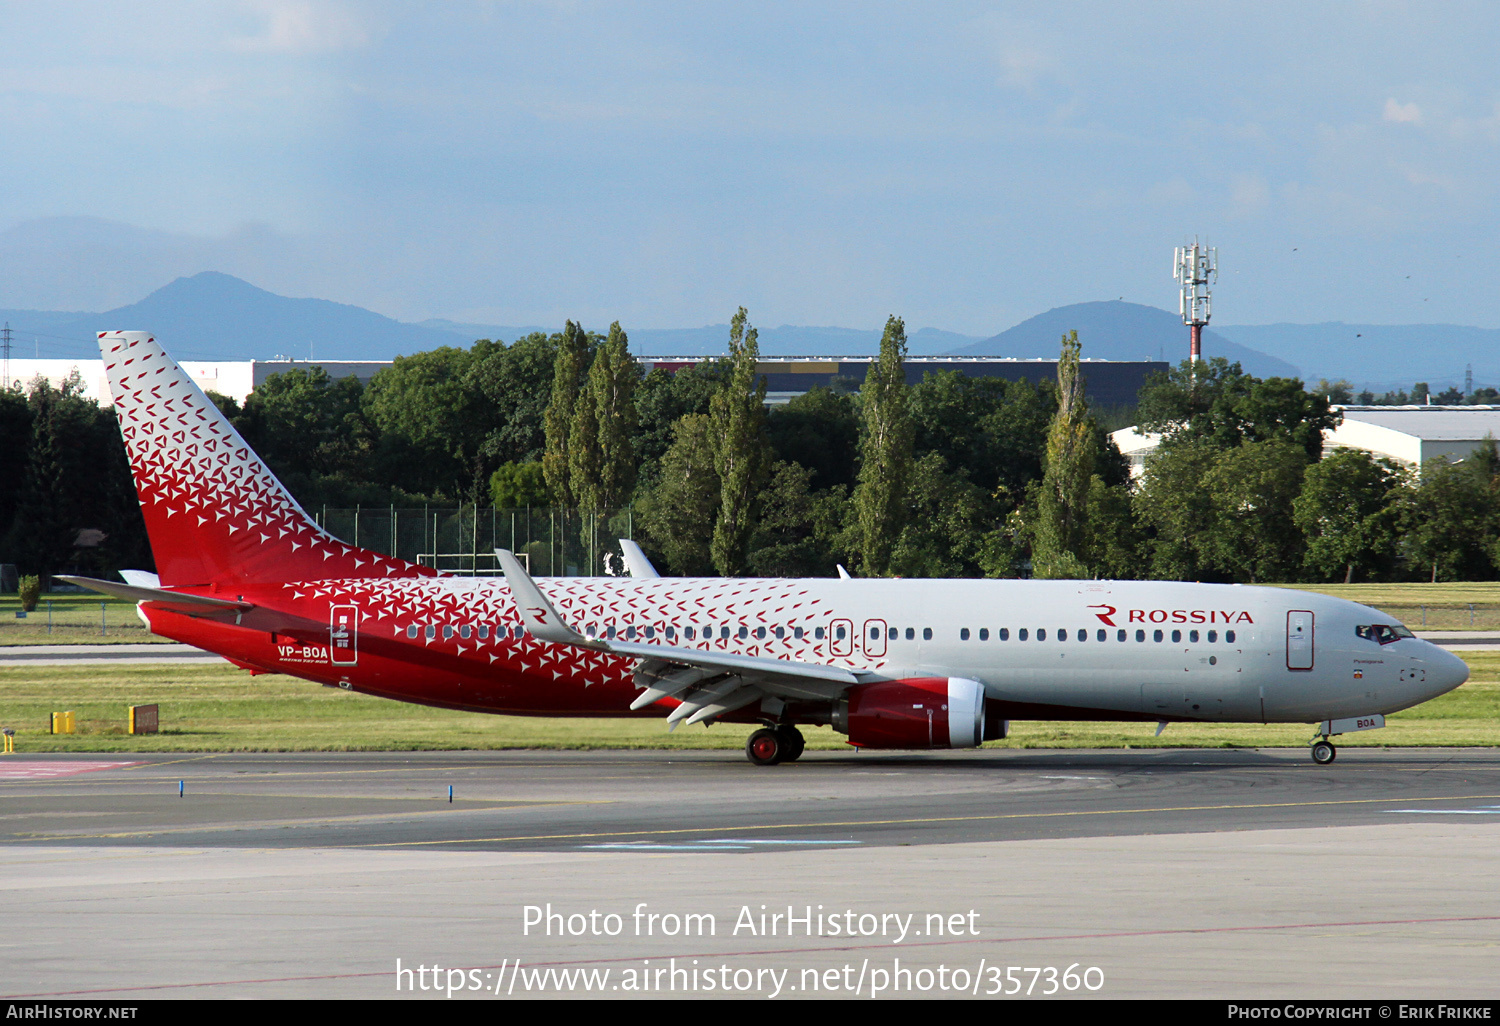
[{"xmin": 99, "ymin": 331, "xmax": 436, "ymax": 587}]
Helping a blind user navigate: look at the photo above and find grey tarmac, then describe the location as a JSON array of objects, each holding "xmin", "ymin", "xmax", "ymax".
[{"xmin": 3, "ymin": 748, "xmax": 1500, "ymax": 999}]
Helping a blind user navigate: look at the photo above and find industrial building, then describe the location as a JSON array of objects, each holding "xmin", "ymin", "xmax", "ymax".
[
  {"xmin": 5, "ymin": 356, "xmax": 1167, "ymax": 408},
  {"xmin": 1113, "ymin": 405, "xmax": 1500, "ymax": 478}
]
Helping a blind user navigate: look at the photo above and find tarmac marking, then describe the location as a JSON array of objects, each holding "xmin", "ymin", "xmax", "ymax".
[
  {"xmin": 0, "ymin": 761, "xmax": 143, "ymax": 780},
  {"xmin": 347, "ymin": 792, "xmax": 1500, "ymax": 847}
]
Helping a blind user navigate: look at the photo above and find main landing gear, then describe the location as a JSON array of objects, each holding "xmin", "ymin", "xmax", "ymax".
[
  {"xmin": 1310, "ymin": 738, "xmax": 1337, "ymax": 765},
  {"xmin": 746, "ymin": 725, "xmax": 806, "ymax": 766}
]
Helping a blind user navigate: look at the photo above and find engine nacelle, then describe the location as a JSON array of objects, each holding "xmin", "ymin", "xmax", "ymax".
[{"xmin": 833, "ymin": 677, "xmax": 1007, "ymax": 750}]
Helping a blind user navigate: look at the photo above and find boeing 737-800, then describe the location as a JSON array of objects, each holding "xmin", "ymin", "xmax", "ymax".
[{"xmin": 60, "ymin": 331, "xmax": 1469, "ymax": 766}]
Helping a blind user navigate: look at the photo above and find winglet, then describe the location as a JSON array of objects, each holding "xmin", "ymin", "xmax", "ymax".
[
  {"xmin": 618, "ymin": 539, "xmax": 660, "ymax": 579},
  {"xmin": 494, "ymin": 549, "xmax": 599, "ymax": 647}
]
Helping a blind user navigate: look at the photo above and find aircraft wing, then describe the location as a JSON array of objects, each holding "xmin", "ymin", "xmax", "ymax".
[{"xmin": 495, "ymin": 550, "xmax": 869, "ymax": 726}]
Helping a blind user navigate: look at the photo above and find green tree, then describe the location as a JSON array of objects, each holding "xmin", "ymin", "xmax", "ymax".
[
  {"xmin": 591, "ymin": 321, "xmax": 639, "ymax": 510},
  {"xmin": 1293, "ymin": 449, "xmax": 1408, "ymax": 583},
  {"xmin": 709, "ymin": 308, "xmax": 769, "ymax": 576},
  {"xmin": 1032, "ymin": 331, "xmax": 1095, "ymax": 579},
  {"xmin": 363, "ymin": 347, "xmax": 480, "ymax": 498},
  {"xmin": 568, "ymin": 374, "xmax": 602, "ymax": 511},
  {"xmin": 543, "ymin": 321, "xmax": 591, "ymax": 508},
  {"xmin": 468, "ymin": 331, "xmax": 559, "ymax": 468},
  {"xmin": 489, "ymin": 461, "xmax": 551, "ymax": 509},
  {"xmin": 1405, "ymin": 456, "xmax": 1496, "ymax": 581},
  {"xmin": 1198, "ymin": 441, "xmax": 1310, "ymax": 583},
  {"xmin": 638, "ymin": 413, "xmax": 721, "ymax": 575},
  {"xmin": 853, "ymin": 315, "xmax": 914, "ymax": 576},
  {"xmin": 1137, "ymin": 357, "xmax": 1341, "ymax": 460}
]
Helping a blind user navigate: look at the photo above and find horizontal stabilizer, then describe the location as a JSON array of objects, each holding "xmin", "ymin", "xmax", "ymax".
[{"xmin": 55, "ymin": 575, "xmax": 253, "ymax": 615}]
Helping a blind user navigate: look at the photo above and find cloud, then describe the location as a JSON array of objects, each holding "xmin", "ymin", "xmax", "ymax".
[
  {"xmin": 1383, "ymin": 98, "xmax": 1422, "ymax": 124},
  {"xmin": 228, "ymin": 1, "xmax": 373, "ymax": 54}
]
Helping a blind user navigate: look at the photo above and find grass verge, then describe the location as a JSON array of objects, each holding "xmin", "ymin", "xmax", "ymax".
[{"xmin": 2, "ymin": 654, "xmax": 1498, "ymax": 754}]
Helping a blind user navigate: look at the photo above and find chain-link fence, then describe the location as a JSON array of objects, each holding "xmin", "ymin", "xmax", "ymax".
[
  {"xmin": 313, "ymin": 506, "xmax": 636, "ymax": 577},
  {"xmin": 1375, "ymin": 605, "xmax": 1500, "ymax": 631}
]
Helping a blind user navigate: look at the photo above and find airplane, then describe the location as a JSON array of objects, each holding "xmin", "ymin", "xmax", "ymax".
[{"xmin": 59, "ymin": 331, "xmax": 1469, "ymax": 767}]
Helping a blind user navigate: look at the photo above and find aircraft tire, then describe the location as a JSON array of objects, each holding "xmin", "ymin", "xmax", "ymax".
[
  {"xmin": 1310, "ymin": 740, "xmax": 1337, "ymax": 765},
  {"xmin": 776, "ymin": 725, "xmax": 806, "ymax": 762},
  {"xmin": 747, "ymin": 728, "xmax": 785, "ymax": 766}
]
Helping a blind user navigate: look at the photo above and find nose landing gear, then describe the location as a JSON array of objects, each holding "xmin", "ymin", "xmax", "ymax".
[{"xmin": 1310, "ymin": 738, "xmax": 1337, "ymax": 765}]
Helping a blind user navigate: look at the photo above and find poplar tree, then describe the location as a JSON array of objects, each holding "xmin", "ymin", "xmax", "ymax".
[
  {"xmin": 853, "ymin": 315, "xmax": 914, "ymax": 576},
  {"xmin": 542, "ymin": 321, "xmax": 590, "ymax": 508},
  {"xmin": 591, "ymin": 321, "xmax": 638, "ymax": 511},
  {"xmin": 1032, "ymin": 330, "xmax": 1095, "ymax": 578},
  {"xmin": 568, "ymin": 373, "xmax": 602, "ymax": 512},
  {"xmin": 710, "ymin": 308, "xmax": 768, "ymax": 576}
]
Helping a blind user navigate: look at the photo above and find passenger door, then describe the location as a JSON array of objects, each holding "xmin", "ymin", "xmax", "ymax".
[{"xmin": 1286, "ymin": 610, "xmax": 1314, "ymax": 671}]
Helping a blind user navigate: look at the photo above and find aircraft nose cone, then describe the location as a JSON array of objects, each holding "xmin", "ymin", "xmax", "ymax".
[{"xmin": 1431, "ymin": 646, "xmax": 1470, "ymax": 694}]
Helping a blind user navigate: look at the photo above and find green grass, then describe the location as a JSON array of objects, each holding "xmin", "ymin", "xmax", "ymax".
[
  {"xmin": 0, "ymin": 595, "xmax": 167, "ymax": 645},
  {"xmin": 1270, "ymin": 583, "xmax": 1500, "ymax": 630},
  {"xmin": 3, "ymin": 655, "xmax": 1498, "ymax": 754}
]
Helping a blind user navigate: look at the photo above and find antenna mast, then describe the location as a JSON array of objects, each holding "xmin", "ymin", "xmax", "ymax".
[
  {"xmin": 1, "ymin": 322, "xmax": 10, "ymax": 392},
  {"xmin": 1174, "ymin": 240, "xmax": 1217, "ymax": 371}
]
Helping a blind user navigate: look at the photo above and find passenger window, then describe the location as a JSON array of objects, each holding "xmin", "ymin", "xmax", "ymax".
[
  {"xmin": 738, "ymin": 626, "xmax": 749, "ymax": 640},
  {"xmin": 1037, "ymin": 629, "xmax": 1047, "ymax": 641},
  {"xmin": 478, "ymin": 624, "xmax": 489, "ymax": 639},
  {"xmin": 407, "ymin": 625, "xmax": 419, "ymax": 639},
  {"xmin": 887, "ymin": 627, "xmax": 897, "ymax": 640},
  {"xmin": 1116, "ymin": 629, "xmax": 1125, "ymax": 642},
  {"xmin": 834, "ymin": 626, "xmax": 844, "ymax": 640},
  {"xmin": 685, "ymin": 626, "xmax": 695, "ymax": 640},
  {"xmin": 979, "ymin": 628, "xmax": 989, "ymax": 641},
  {"xmin": 606, "ymin": 625, "xmax": 617, "ymax": 639},
  {"xmin": 815, "ymin": 627, "xmax": 825, "ymax": 640},
  {"xmin": 442, "ymin": 625, "xmax": 454, "ymax": 640},
  {"xmin": 1058, "ymin": 628, "xmax": 1068, "ymax": 641},
  {"xmin": 460, "ymin": 625, "xmax": 472, "ymax": 639},
  {"xmin": 923, "ymin": 628, "xmax": 932, "ymax": 640},
  {"xmin": 1171, "ymin": 629, "xmax": 1182, "ymax": 643},
  {"xmin": 513, "ymin": 625, "xmax": 525, "ymax": 639},
  {"xmin": 1207, "ymin": 630, "xmax": 1216, "ymax": 643},
  {"xmin": 775, "ymin": 627, "xmax": 785, "ymax": 639},
  {"xmin": 1098, "ymin": 629, "xmax": 1107, "ymax": 642},
  {"xmin": 1189, "ymin": 630, "xmax": 1199, "ymax": 643},
  {"xmin": 999, "ymin": 628, "xmax": 1009, "ymax": 641},
  {"xmin": 905, "ymin": 627, "xmax": 914, "ymax": 640},
  {"xmin": 1019, "ymin": 628, "xmax": 1028, "ymax": 641},
  {"xmin": 626, "ymin": 625, "xmax": 638, "ymax": 639},
  {"xmin": 1226, "ymin": 630, "xmax": 1236, "ymax": 643},
  {"xmin": 961, "ymin": 628, "xmax": 970, "ymax": 640},
  {"xmin": 1136, "ymin": 630, "xmax": 1145, "ymax": 642},
  {"xmin": 645, "ymin": 626, "xmax": 656, "ymax": 639},
  {"xmin": 1153, "ymin": 629, "xmax": 1163, "ymax": 642},
  {"xmin": 755, "ymin": 627, "xmax": 766, "ymax": 640}
]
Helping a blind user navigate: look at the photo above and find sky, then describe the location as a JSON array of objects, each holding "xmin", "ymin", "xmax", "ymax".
[{"xmin": 3, "ymin": 1, "xmax": 1499, "ymax": 334}]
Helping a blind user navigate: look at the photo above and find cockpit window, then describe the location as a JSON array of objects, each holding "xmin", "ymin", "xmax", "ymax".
[{"xmin": 1357, "ymin": 624, "xmax": 1413, "ymax": 645}]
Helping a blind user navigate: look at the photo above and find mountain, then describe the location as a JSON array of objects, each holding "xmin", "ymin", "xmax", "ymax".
[
  {"xmin": 1210, "ymin": 322, "xmax": 1500, "ymax": 392},
  {"xmin": 946, "ymin": 300, "xmax": 1301, "ymax": 380}
]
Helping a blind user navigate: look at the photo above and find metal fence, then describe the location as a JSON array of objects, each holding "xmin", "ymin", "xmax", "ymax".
[{"xmin": 313, "ymin": 506, "xmax": 636, "ymax": 577}]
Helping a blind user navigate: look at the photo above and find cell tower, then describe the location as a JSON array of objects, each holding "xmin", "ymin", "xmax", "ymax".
[
  {"xmin": 1174, "ymin": 239, "xmax": 1217, "ymax": 366},
  {"xmin": 1, "ymin": 322, "xmax": 10, "ymax": 393}
]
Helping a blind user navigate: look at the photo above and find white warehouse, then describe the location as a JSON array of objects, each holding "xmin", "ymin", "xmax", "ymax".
[{"xmin": 1112, "ymin": 405, "xmax": 1500, "ymax": 478}]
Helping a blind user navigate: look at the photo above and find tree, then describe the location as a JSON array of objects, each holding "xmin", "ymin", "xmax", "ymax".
[
  {"xmin": 568, "ymin": 373, "xmax": 602, "ymax": 511},
  {"xmin": 489, "ymin": 461, "xmax": 551, "ymax": 509},
  {"xmin": 709, "ymin": 308, "xmax": 769, "ymax": 576},
  {"xmin": 853, "ymin": 315, "xmax": 914, "ymax": 576},
  {"xmin": 591, "ymin": 321, "xmax": 639, "ymax": 511},
  {"xmin": 543, "ymin": 321, "xmax": 591, "ymax": 508},
  {"xmin": 1405, "ymin": 456, "xmax": 1497, "ymax": 581},
  {"xmin": 363, "ymin": 347, "xmax": 480, "ymax": 498},
  {"xmin": 1032, "ymin": 331, "xmax": 1095, "ymax": 579},
  {"xmin": 638, "ymin": 413, "xmax": 721, "ymax": 575},
  {"xmin": 1293, "ymin": 449, "xmax": 1407, "ymax": 583},
  {"xmin": 1137, "ymin": 357, "xmax": 1341, "ymax": 460},
  {"xmin": 468, "ymin": 331, "xmax": 559, "ymax": 468},
  {"xmin": 1198, "ymin": 441, "xmax": 1310, "ymax": 583}
]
